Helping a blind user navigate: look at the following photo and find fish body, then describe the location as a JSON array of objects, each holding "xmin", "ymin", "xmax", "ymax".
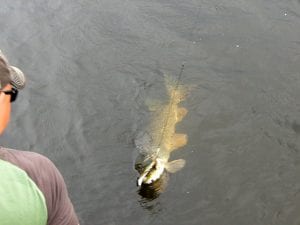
[{"xmin": 135, "ymin": 76, "xmax": 188, "ymax": 186}]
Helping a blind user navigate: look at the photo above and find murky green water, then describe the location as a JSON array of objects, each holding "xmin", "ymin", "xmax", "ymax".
[{"xmin": 1, "ymin": 0, "xmax": 300, "ymax": 224}]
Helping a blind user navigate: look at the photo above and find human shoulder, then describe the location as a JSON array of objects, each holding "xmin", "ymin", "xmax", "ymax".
[{"xmin": 0, "ymin": 147, "xmax": 57, "ymax": 175}]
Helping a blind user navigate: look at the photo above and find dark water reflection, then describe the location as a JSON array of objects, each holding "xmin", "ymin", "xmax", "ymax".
[
  {"xmin": 1, "ymin": 0, "xmax": 300, "ymax": 225},
  {"xmin": 138, "ymin": 172, "xmax": 169, "ymax": 200}
]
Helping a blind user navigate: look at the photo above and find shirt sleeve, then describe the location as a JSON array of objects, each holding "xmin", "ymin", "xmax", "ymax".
[{"xmin": 0, "ymin": 148, "xmax": 80, "ymax": 225}]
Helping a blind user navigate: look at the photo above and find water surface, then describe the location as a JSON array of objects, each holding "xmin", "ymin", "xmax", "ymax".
[{"xmin": 1, "ymin": 0, "xmax": 300, "ymax": 224}]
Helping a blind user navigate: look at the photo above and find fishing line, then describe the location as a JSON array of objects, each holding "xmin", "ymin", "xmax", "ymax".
[
  {"xmin": 156, "ymin": 63, "xmax": 185, "ymax": 150},
  {"xmin": 155, "ymin": 0, "xmax": 204, "ymax": 151},
  {"xmin": 147, "ymin": 1, "xmax": 202, "ymax": 224},
  {"xmin": 155, "ymin": 0, "xmax": 202, "ymax": 152}
]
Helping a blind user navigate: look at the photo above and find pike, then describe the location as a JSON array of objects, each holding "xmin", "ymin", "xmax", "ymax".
[{"xmin": 135, "ymin": 76, "xmax": 188, "ymax": 186}]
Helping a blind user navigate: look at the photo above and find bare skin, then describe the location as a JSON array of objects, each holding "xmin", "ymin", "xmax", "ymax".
[{"xmin": 0, "ymin": 84, "xmax": 12, "ymax": 134}]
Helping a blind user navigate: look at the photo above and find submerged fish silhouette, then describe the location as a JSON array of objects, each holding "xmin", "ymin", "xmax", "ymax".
[{"xmin": 135, "ymin": 76, "xmax": 188, "ymax": 188}]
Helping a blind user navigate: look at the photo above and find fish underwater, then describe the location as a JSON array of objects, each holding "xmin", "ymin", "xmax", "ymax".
[{"xmin": 134, "ymin": 75, "xmax": 188, "ymax": 198}]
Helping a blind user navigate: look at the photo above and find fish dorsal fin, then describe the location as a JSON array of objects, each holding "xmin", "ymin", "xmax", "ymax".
[
  {"xmin": 165, "ymin": 159, "xmax": 186, "ymax": 173},
  {"xmin": 170, "ymin": 134, "xmax": 188, "ymax": 151},
  {"xmin": 176, "ymin": 107, "xmax": 188, "ymax": 122}
]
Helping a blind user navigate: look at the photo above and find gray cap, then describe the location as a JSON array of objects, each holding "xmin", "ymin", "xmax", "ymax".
[{"xmin": 0, "ymin": 50, "xmax": 26, "ymax": 90}]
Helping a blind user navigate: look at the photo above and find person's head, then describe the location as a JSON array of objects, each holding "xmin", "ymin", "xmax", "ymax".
[{"xmin": 0, "ymin": 50, "xmax": 25, "ymax": 135}]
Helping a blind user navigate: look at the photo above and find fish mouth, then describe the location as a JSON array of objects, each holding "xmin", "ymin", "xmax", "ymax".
[
  {"xmin": 137, "ymin": 160, "xmax": 155, "ymax": 186},
  {"xmin": 137, "ymin": 158, "xmax": 164, "ymax": 186}
]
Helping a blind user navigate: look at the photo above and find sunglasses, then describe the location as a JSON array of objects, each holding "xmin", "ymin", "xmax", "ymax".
[{"xmin": 0, "ymin": 88, "xmax": 19, "ymax": 102}]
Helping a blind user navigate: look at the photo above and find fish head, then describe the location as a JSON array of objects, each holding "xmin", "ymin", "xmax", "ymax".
[
  {"xmin": 134, "ymin": 152, "xmax": 154, "ymax": 174},
  {"xmin": 134, "ymin": 147, "xmax": 160, "ymax": 173},
  {"xmin": 137, "ymin": 157, "xmax": 165, "ymax": 186}
]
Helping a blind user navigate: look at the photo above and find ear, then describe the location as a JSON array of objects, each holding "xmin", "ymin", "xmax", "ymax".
[{"xmin": 165, "ymin": 159, "xmax": 186, "ymax": 173}]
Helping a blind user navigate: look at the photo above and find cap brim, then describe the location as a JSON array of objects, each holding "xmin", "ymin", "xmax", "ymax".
[{"xmin": 9, "ymin": 66, "xmax": 26, "ymax": 90}]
